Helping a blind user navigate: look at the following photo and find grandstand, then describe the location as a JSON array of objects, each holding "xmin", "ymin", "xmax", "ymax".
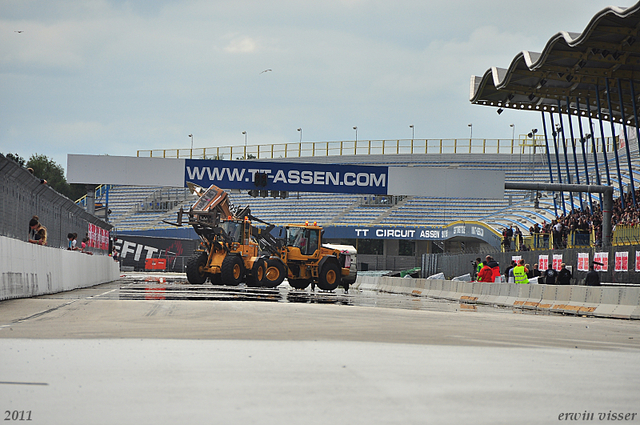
[{"xmin": 97, "ymin": 140, "xmax": 640, "ymax": 246}]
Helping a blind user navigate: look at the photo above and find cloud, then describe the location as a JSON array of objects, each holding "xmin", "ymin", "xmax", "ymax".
[{"xmin": 223, "ymin": 36, "xmax": 258, "ymax": 53}]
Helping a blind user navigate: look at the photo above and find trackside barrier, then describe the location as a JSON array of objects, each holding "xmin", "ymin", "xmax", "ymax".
[
  {"xmin": 352, "ymin": 275, "xmax": 639, "ymax": 320},
  {"xmin": 613, "ymin": 287, "xmax": 640, "ymax": 319},
  {"xmin": 582, "ymin": 287, "xmax": 604, "ymax": 317},
  {"xmin": 538, "ymin": 285, "xmax": 558, "ymax": 312},
  {"xmin": 0, "ymin": 236, "xmax": 120, "ymax": 301},
  {"xmin": 522, "ymin": 285, "xmax": 543, "ymax": 311},
  {"xmin": 513, "ymin": 284, "xmax": 532, "ymax": 309},
  {"xmin": 593, "ymin": 287, "xmax": 621, "ymax": 318},
  {"xmin": 494, "ymin": 283, "xmax": 512, "ymax": 307},
  {"xmin": 441, "ymin": 280, "xmax": 460, "ymax": 301}
]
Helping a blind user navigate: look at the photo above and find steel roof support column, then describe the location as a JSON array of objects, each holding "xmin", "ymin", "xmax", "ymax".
[
  {"xmin": 617, "ymin": 78, "xmax": 637, "ymax": 207},
  {"xmin": 541, "ymin": 111, "xmax": 559, "ymax": 216},
  {"xmin": 585, "ymin": 97, "xmax": 604, "ymax": 209},
  {"xmin": 605, "ymin": 78, "xmax": 627, "ymax": 208},
  {"xmin": 566, "ymin": 96, "xmax": 584, "ymax": 211},
  {"xmin": 549, "ymin": 112, "xmax": 567, "ymax": 215},
  {"xmin": 602, "ymin": 187, "xmax": 613, "ymax": 248},
  {"xmin": 575, "ymin": 97, "xmax": 594, "ymax": 212},
  {"xmin": 629, "ymin": 79, "xmax": 640, "ymax": 157},
  {"xmin": 595, "ymin": 84, "xmax": 613, "ymax": 188},
  {"xmin": 557, "ymin": 100, "xmax": 575, "ymax": 212}
]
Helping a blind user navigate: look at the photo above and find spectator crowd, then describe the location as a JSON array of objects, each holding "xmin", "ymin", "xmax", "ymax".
[{"xmin": 503, "ymin": 188, "xmax": 640, "ymax": 250}]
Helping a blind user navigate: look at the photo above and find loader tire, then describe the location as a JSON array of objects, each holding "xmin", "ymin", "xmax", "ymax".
[
  {"xmin": 289, "ymin": 279, "xmax": 311, "ymax": 290},
  {"xmin": 208, "ymin": 273, "xmax": 222, "ymax": 285},
  {"xmin": 264, "ymin": 258, "xmax": 286, "ymax": 288},
  {"xmin": 221, "ymin": 255, "xmax": 244, "ymax": 286},
  {"xmin": 246, "ymin": 258, "xmax": 267, "ymax": 287},
  {"xmin": 317, "ymin": 262, "xmax": 340, "ymax": 291},
  {"xmin": 186, "ymin": 252, "xmax": 208, "ymax": 284}
]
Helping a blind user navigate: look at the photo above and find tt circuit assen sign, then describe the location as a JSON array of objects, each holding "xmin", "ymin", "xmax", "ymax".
[
  {"xmin": 185, "ymin": 159, "xmax": 387, "ymax": 194},
  {"xmin": 323, "ymin": 222, "xmax": 502, "ymax": 247}
]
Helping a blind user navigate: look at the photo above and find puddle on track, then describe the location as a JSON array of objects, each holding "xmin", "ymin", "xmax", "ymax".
[{"xmin": 100, "ymin": 277, "xmax": 530, "ymax": 316}]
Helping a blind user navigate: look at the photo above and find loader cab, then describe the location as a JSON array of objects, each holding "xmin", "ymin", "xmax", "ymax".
[
  {"xmin": 221, "ymin": 218, "xmax": 254, "ymax": 245},
  {"xmin": 221, "ymin": 220, "xmax": 243, "ymax": 244},
  {"xmin": 285, "ymin": 225, "xmax": 320, "ymax": 257},
  {"xmin": 220, "ymin": 218, "xmax": 259, "ymax": 258}
]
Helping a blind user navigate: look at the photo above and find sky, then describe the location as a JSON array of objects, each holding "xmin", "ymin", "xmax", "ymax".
[{"xmin": 0, "ymin": 0, "xmax": 628, "ymax": 170}]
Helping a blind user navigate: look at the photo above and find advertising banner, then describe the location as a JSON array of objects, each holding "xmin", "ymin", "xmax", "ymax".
[
  {"xmin": 538, "ymin": 255, "xmax": 549, "ymax": 271},
  {"xmin": 87, "ymin": 223, "xmax": 109, "ymax": 250},
  {"xmin": 114, "ymin": 235, "xmax": 199, "ymax": 272},
  {"xmin": 615, "ymin": 251, "xmax": 629, "ymax": 272},
  {"xmin": 594, "ymin": 252, "xmax": 609, "ymax": 272},
  {"xmin": 185, "ymin": 159, "xmax": 389, "ymax": 195},
  {"xmin": 553, "ymin": 254, "xmax": 563, "ymax": 271},
  {"xmin": 577, "ymin": 253, "xmax": 590, "ymax": 271}
]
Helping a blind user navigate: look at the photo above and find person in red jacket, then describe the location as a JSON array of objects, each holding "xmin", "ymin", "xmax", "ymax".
[
  {"xmin": 479, "ymin": 255, "xmax": 500, "ymax": 282},
  {"xmin": 476, "ymin": 260, "xmax": 494, "ymax": 282}
]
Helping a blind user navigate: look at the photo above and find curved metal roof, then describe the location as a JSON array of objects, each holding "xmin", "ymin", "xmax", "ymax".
[{"xmin": 471, "ymin": 1, "xmax": 640, "ymax": 123}]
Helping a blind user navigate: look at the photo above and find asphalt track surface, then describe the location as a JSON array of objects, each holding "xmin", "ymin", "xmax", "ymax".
[{"xmin": 1, "ymin": 273, "xmax": 639, "ymax": 424}]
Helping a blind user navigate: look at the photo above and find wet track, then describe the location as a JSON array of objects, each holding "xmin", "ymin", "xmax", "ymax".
[{"xmin": 108, "ymin": 274, "xmax": 507, "ymax": 314}]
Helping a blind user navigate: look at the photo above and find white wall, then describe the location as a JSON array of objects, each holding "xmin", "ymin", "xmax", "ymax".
[{"xmin": 0, "ymin": 236, "xmax": 120, "ymax": 300}]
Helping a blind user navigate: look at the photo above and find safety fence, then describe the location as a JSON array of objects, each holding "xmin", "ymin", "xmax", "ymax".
[
  {"xmin": 137, "ymin": 137, "xmax": 616, "ymax": 160},
  {"xmin": 353, "ymin": 275, "xmax": 640, "ymax": 320},
  {"xmin": 0, "ymin": 155, "xmax": 112, "ymax": 248},
  {"xmin": 0, "ymin": 155, "xmax": 112, "ymax": 250}
]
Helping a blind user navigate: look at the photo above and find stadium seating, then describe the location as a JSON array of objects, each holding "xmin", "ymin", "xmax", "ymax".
[{"xmin": 94, "ymin": 149, "xmax": 640, "ymax": 235}]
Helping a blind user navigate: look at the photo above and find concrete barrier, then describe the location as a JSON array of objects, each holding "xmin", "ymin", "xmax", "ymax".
[
  {"xmin": 594, "ymin": 287, "xmax": 621, "ymax": 318},
  {"xmin": 611, "ymin": 287, "xmax": 640, "ymax": 319},
  {"xmin": 522, "ymin": 284, "xmax": 543, "ymax": 310},
  {"xmin": 513, "ymin": 284, "xmax": 533, "ymax": 309},
  {"xmin": 354, "ymin": 274, "xmax": 640, "ymax": 320},
  {"xmin": 563, "ymin": 286, "xmax": 590, "ymax": 315},
  {"xmin": 457, "ymin": 281, "xmax": 475, "ymax": 304},
  {"xmin": 441, "ymin": 280, "xmax": 460, "ymax": 301},
  {"xmin": 537, "ymin": 285, "xmax": 557, "ymax": 312},
  {"xmin": 494, "ymin": 283, "xmax": 512, "ymax": 307},
  {"xmin": 550, "ymin": 286, "xmax": 572, "ymax": 314},
  {"xmin": 1, "ymin": 236, "xmax": 120, "ymax": 301}
]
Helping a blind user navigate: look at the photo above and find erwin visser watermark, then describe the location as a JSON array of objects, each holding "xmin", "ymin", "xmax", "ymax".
[{"xmin": 558, "ymin": 411, "xmax": 637, "ymax": 421}]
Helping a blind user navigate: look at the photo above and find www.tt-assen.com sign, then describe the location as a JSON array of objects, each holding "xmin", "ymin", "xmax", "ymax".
[{"xmin": 185, "ymin": 159, "xmax": 388, "ymax": 194}]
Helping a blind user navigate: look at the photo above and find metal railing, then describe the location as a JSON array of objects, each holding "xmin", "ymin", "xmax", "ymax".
[
  {"xmin": 137, "ymin": 137, "xmax": 616, "ymax": 160},
  {"xmin": 612, "ymin": 225, "xmax": 640, "ymax": 246},
  {"xmin": 504, "ymin": 230, "xmax": 595, "ymax": 251}
]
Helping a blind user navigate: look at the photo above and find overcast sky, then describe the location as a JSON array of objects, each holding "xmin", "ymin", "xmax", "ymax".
[{"xmin": 0, "ymin": 0, "xmax": 626, "ymax": 170}]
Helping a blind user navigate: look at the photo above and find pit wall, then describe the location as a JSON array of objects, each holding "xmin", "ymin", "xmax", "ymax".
[
  {"xmin": 0, "ymin": 236, "xmax": 120, "ymax": 301},
  {"xmin": 353, "ymin": 275, "xmax": 640, "ymax": 320}
]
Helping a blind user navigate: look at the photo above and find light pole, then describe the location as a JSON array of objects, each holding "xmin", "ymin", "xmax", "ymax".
[
  {"xmin": 409, "ymin": 124, "xmax": 414, "ymax": 140},
  {"xmin": 468, "ymin": 123, "xmax": 472, "ymax": 139},
  {"xmin": 353, "ymin": 126, "xmax": 358, "ymax": 142},
  {"xmin": 242, "ymin": 131, "xmax": 247, "ymax": 146},
  {"xmin": 510, "ymin": 124, "xmax": 515, "ymax": 141},
  {"xmin": 297, "ymin": 128, "xmax": 302, "ymax": 143},
  {"xmin": 188, "ymin": 134, "xmax": 193, "ymax": 150}
]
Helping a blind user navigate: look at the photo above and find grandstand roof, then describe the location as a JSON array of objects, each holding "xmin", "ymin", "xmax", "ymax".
[{"xmin": 470, "ymin": 1, "xmax": 640, "ymax": 123}]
